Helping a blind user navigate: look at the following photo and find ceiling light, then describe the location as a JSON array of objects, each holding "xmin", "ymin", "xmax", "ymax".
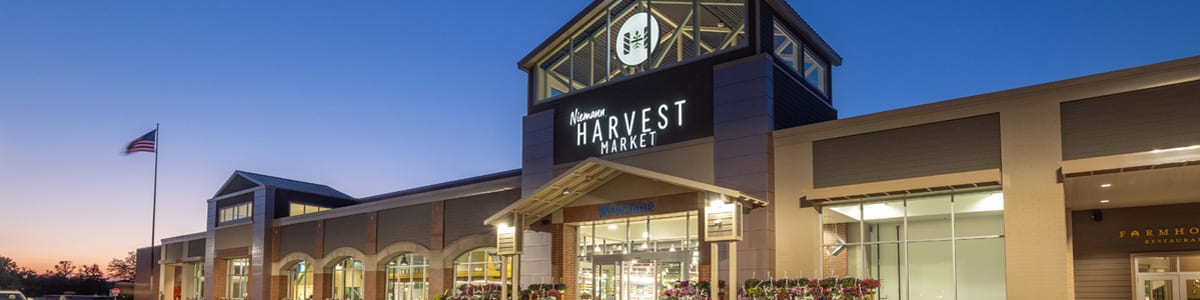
[
  {"xmin": 1100, "ymin": 183, "xmax": 1112, "ymax": 188},
  {"xmin": 1100, "ymin": 200, "xmax": 1110, "ymax": 203},
  {"xmin": 562, "ymin": 189, "xmax": 571, "ymax": 195},
  {"xmin": 608, "ymin": 224, "xmax": 618, "ymax": 230}
]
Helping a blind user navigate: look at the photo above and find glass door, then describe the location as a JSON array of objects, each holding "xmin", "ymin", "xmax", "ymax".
[
  {"xmin": 1140, "ymin": 274, "xmax": 1178, "ymax": 300},
  {"xmin": 595, "ymin": 264, "xmax": 620, "ymax": 300},
  {"xmin": 1184, "ymin": 274, "xmax": 1200, "ymax": 300},
  {"xmin": 623, "ymin": 260, "xmax": 657, "ymax": 300}
]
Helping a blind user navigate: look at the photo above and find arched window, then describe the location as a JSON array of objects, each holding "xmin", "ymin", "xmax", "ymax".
[
  {"xmin": 288, "ymin": 261, "xmax": 313, "ymax": 300},
  {"xmin": 452, "ymin": 247, "xmax": 508, "ymax": 287},
  {"xmin": 331, "ymin": 258, "xmax": 364, "ymax": 300},
  {"xmin": 385, "ymin": 253, "xmax": 428, "ymax": 300}
]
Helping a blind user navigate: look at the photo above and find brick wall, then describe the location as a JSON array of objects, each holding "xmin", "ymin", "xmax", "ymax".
[{"xmin": 821, "ymin": 224, "xmax": 849, "ymax": 277}]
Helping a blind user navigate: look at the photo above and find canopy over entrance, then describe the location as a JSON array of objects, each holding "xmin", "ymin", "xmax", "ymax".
[{"xmin": 483, "ymin": 158, "xmax": 766, "ymax": 227}]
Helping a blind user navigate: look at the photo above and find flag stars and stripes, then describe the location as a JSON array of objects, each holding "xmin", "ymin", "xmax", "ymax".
[{"xmin": 126, "ymin": 129, "xmax": 157, "ymax": 154}]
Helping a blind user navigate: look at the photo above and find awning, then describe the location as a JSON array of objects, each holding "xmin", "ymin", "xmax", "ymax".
[{"xmin": 483, "ymin": 157, "xmax": 767, "ymax": 226}]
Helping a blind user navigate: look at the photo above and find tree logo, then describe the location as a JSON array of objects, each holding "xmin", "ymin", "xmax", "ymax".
[{"xmin": 616, "ymin": 12, "xmax": 659, "ymax": 66}]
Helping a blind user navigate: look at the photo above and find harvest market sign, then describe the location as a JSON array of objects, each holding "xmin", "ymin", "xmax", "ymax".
[
  {"xmin": 569, "ymin": 99, "xmax": 688, "ymax": 156},
  {"xmin": 1118, "ymin": 226, "xmax": 1200, "ymax": 245}
]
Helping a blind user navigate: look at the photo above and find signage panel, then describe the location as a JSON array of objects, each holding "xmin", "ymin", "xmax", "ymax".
[{"xmin": 549, "ymin": 59, "xmax": 716, "ymax": 164}]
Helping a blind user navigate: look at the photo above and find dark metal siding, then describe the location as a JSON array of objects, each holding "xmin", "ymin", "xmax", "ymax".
[
  {"xmin": 377, "ymin": 203, "xmax": 432, "ymax": 250},
  {"xmin": 323, "ymin": 214, "xmax": 368, "ymax": 255},
  {"xmin": 280, "ymin": 222, "xmax": 317, "ymax": 257},
  {"xmin": 1061, "ymin": 80, "xmax": 1200, "ymax": 160},
  {"xmin": 773, "ymin": 67, "xmax": 837, "ymax": 130},
  {"xmin": 443, "ymin": 189, "xmax": 522, "ymax": 244},
  {"xmin": 813, "ymin": 114, "xmax": 1002, "ymax": 188}
]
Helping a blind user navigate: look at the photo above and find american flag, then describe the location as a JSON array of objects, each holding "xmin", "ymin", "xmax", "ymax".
[{"xmin": 125, "ymin": 129, "xmax": 157, "ymax": 154}]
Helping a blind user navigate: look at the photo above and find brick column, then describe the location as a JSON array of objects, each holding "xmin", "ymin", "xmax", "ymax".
[
  {"xmin": 550, "ymin": 225, "xmax": 577, "ymax": 300},
  {"xmin": 427, "ymin": 202, "xmax": 447, "ymax": 298},
  {"xmin": 270, "ymin": 275, "xmax": 286, "ymax": 300},
  {"xmin": 213, "ymin": 259, "xmax": 228, "ymax": 300},
  {"xmin": 315, "ymin": 221, "xmax": 326, "ymax": 259},
  {"xmin": 312, "ymin": 273, "xmax": 332, "ymax": 300},
  {"xmin": 366, "ymin": 213, "xmax": 378, "ymax": 256},
  {"xmin": 365, "ymin": 271, "xmax": 385, "ymax": 300}
]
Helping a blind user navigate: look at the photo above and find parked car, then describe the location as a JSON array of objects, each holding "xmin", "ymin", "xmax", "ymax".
[{"xmin": 0, "ymin": 291, "xmax": 26, "ymax": 300}]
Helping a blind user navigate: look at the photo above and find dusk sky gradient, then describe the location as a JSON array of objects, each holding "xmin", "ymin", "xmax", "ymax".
[{"xmin": 1, "ymin": 0, "xmax": 1198, "ymax": 273}]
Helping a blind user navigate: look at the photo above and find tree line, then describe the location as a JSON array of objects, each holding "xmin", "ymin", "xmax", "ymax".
[{"xmin": 0, "ymin": 252, "xmax": 136, "ymax": 297}]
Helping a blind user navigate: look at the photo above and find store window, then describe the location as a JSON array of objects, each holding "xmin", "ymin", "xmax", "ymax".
[
  {"xmin": 537, "ymin": 0, "xmax": 747, "ymax": 101},
  {"xmin": 453, "ymin": 248, "xmax": 507, "ymax": 287},
  {"xmin": 332, "ymin": 258, "xmax": 365, "ymax": 300},
  {"xmin": 289, "ymin": 203, "xmax": 329, "ymax": 217},
  {"xmin": 386, "ymin": 253, "xmax": 429, "ymax": 300},
  {"xmin": 219, "ymin": 202, "xmax": 253, "ymax": 223},
  {"xmin": 289, "ymin": 261, "xmax": 313, "ymax": 300},
  {"xmin": 227, "ymin": 258, "xmax": 249, "ymax": 300},
  {"xmin": 821, "ymin": 189, "xmax": 1005, "ymax": 300},
  {"xmin": 190, "ymin": 262, "xmax": 204, "ymax": 300},
  {"xmin": 772, "ymin": 20, "xmax": 829, "ymax": 96}
]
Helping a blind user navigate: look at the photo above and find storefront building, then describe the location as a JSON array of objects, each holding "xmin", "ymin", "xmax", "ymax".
[{"xmin": 134, "ymin": 1, "xmax": 1200, "ymax": 300}]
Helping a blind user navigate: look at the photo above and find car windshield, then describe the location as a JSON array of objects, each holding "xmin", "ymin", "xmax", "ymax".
[{"xmin": 1, "ymin": 293, "xmax": 25, "ymax": 300}]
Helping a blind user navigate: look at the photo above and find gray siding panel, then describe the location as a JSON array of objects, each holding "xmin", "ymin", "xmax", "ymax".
[
  {"xmin": 444, "ymin": 189, "xmax": 522, "ymax": 244},
  {"xmin": 324, "ymin": 214, "xmax": 368, "ymax": 255},
  {"xmin": 812, "ymin": 114, "xmax": 1001, "ymax": 188},
  {"xmin": 377, "ymin": 203, "xmax": 432, "ymax": 250},
  {"xmin": 215, "ymin": 224, "xmax": 252, "ymax": 250},
  {"xmin": 280, "ymin": 222, "xmax": 318, "ymax": 257},
  {"xmin": 187, "ymin": 239, "xmax": 205, "ymax": 258},
  {"xmin": 165, "ymin": 242, "xmax": 185, "ymax": 260},
  {"xmin": 1062, "ymin": 80, "xmax": 1200, "ymax": 160}
]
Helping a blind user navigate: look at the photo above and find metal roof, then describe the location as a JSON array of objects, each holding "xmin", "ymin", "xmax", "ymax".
[
  {"xmin": 232, "ymin": 170, "xmax": 354, "ymax": 200},
  {"xmin": 483, "ymin": 158, "xmax": 766, "ymax": 226}
]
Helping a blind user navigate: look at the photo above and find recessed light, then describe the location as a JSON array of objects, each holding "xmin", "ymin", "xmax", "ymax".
[
  {"xmin": 1100, "ymin": 183, "xmax": 1112, "ymax": 188},
  {"xmin": 608, "ymin": 224, "xmax": 618, "ymax": 230},
  {"xmin": 1100, "ymin": 200, "xmax": 1110, "ymax": 203}
]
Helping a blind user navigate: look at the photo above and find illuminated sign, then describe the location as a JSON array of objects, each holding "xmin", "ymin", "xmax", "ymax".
[
  {"xmin": 616, "ymin": 12, "xmax": 660, "ymax": 66},
  {"xmin": 569, "ymin": 99, "xmax": 688, "ymax": 156},
  {"xmin": 598, "ymin": 202, "xmax": 654, "ymax": 218},
  {"xmin": 1119, "ymin": 226, "xmax": 1200, "ymax": 245}
]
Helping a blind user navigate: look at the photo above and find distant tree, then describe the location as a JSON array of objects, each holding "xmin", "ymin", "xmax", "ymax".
[
  {"xmin": 107, "ymin": 252, "xmax": 136, "ymax": 282},
  {"xmin": 51, "ymin": 261, "xmax": 76, "ymax": 278},
  {"xmin": 0, "ymin": 256, "xmax": 20, "ymax": 289},
  {"xmin": 76, "ymin": 264, "xmax": 108, "ymax": 295}
]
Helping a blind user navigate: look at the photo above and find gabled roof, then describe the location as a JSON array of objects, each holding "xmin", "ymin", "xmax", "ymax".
[
  {"xmin": 213, "ymin": 170, "xmax": 354, "ymax": 200},
  {"xmin": 483, "ymin": 158, "xmax": 766, "ymax": 226},
  {"xmin": 517, "ymin": 0, "xmax": 842, "ymax": 72}
]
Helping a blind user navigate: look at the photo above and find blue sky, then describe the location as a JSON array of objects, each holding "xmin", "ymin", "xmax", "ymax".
[{"xmin": 0, "ymin": 0, "xmax": 1197, "ymax": 271}]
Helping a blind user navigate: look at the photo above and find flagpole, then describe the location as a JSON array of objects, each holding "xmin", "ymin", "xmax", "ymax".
[{"xmin": 149, "ymin": 123, "xmax": 159, "ymax": 300}]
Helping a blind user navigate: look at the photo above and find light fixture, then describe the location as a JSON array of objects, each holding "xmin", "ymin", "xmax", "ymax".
[
  {"xmin": 641, "ymin": 243, "xmax": 648, "ymax": 249},
  {"xmin": 642, "ymin": 231, "xmax": 649, "ymax": 238},
  {"xmin": 1101, "ymin": 183, "xmax": 1112, "ymax": 188},
  {"xmin": 562, "ymin": 189, "xmax": 571, "ymax": 195},
  {"xmin": 669, "ymin": 246, "xmax": 676, "ymax": 252},
  {"xmin": 400, "ymin": 256, "xmax": 409, "ymax": 266},
  {"xmin": 594, "ymin": 246, "xmax": 602, "ymax": 253},
  {"xmin": 1100, "ymin": 200, "xmax": 1110, "ymax": 204},
  {"xmin": 608, "ymin": 224, "xmax": 618, "ymax": 230}
]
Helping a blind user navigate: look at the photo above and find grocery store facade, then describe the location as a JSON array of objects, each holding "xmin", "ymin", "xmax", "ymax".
[{"xmin": 134, "ymin": 1, "xmax": 1200, "ymax": 300}]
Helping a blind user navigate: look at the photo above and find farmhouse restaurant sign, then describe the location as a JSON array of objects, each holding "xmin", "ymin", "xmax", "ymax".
[
  {"xmin": 1119, "ymin": 226, "xmax": 1200, "ymax": 245},
  {"xmin": 568, "ymin": 99, "xmax": 688, "ymax": 156}
]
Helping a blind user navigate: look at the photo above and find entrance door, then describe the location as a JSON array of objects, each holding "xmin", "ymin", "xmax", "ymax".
[
  {"xmin": 1140, "ymin": 274, "xmax": 1179, "ymax": 300},
  {"xmin": 593, "ymin": 258, "xmax": 685, "ymax": 300},
  {"xmin": 1138, "ymin": 274, "xmax": 1200, "ymax": 300}
]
